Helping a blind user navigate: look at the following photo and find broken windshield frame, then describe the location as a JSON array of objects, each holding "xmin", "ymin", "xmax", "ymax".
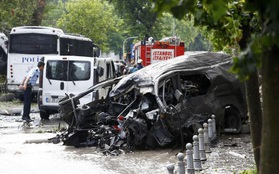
[
  {"xmin": 154, "ymin": 60, "xmax": 231, "ymax": 113},
  {"xmin": 58, "ymin": 76, "xmax": 124, "ymax": 106}
]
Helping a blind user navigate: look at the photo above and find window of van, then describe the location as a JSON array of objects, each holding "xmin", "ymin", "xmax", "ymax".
[{"xmin": 46, "ymin": 60, "xmax": 91, "ymax": 81}]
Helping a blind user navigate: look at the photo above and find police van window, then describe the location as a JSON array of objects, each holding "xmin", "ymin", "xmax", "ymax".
[
  {"xmin": 9, "ymin": 33, "xmax": 57, "ymax": 54},
  {"xmin": 60, "ymin": 38, "xmax": 93, "ymax": 57},
  {"xmin": 69, "ymin": 61, "xmax": 91, "ymax": 80},
  {"xmin": 46, "ymin": 61, "xmax": 67, "ymax": 81},
  {"xmin": 46, "ymin": 60, "xmax": 90, "ymax": 81}
]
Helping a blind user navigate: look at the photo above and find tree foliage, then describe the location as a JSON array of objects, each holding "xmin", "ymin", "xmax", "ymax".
[
  {"xmin": 152, "ymin": 0, "xmax": 262, "ymax": 79},
  {"xmin": 159, "ymin": 13, "xmax": 198, "ymax": 44},
  {"xmin": 108, "ymin": 0, "xmax": 160, "ymax": 38},
  {"xmin": 56, "ymin": 0, "xmax": 122, "ymax": 52},
  {"xmin": 0, "ymin": 0, "xmax": 37, "ymax": 32},
  {"xmin": 107, "ymin": 0, "xmax": 209, "ymax": 54},
  {"xmin": 41, "ymin": 0, "xmax": 65, "ymax": 27},
  {"xmin": 152, "ymin": 1, "xmax": 279, "ymax": 174},
  {"xmin": 42, "ymin": 0, "xmax": 208, "ymax": 55}
]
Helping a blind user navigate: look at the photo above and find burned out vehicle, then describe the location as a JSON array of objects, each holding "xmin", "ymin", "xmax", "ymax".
[{"xmin": 58, "ymin": 52, "xmax": 247, "ymax": 152}]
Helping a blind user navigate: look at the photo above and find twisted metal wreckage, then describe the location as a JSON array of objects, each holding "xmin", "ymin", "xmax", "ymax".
[{"xmin": 55, "ymin": 52, "xmax": 248, "ymax": 155}]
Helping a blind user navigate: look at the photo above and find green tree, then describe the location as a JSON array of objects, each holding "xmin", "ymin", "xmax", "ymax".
[
  {"xmin": 0, "ymin": 0, "xmax": 47, "ymax": 31},
  {"xmin": 108, "ymin": 0, "xmax": 208, "ymax": 55},
  {"xmin": 0, "ymin": 0, "xmax": 36, "ymax": 31},
  {"xmin": 188, "ymin": 33, "xmax": 212, "ymax": 51},
  {"xmin": 108, "ymin": 0, "xmax": 160, "ymax": 38},
  {"xmin": 41, "ymin": 0, "xmax": 66, "ymax": 27},
  {"xmin": 31, "ymin": 0, "xmax": 46, "ymax": 25},
  {"xmin": 167, "ymin": 16, "xmax": 213, "ymax": 51},
  {"xmin": 159, "ymin": 12, "xmax": 209, "ymax": 50},
  {"xmin": 56, "ymin": 0, "xmax": 122, "ymax": 52}
]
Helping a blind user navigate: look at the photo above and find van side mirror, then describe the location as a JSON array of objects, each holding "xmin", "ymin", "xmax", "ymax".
[{"xmin": 97, "ymin": 67, "xmax": 104, "ymax": 77}]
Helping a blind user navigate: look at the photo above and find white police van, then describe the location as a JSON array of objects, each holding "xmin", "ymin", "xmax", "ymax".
[{"xmin": 37, "ymin": 55, "xmax": 116, "ymax": 119}]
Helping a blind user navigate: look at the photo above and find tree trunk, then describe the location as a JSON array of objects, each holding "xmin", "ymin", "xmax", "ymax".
[
  {"xmin": 260, "ymin": 46, "xmax": 279, "ymax": 174},
  {"xmin": 245, "ymin": 70, "xmax": 262, "ymax": 171},
  {"xmin": 239, "ymin": 21, "xmax": 262, "ymax": 171},
  {"xmin": 31, "ymin": 0, "xmax": 46, "ymax": 26}
]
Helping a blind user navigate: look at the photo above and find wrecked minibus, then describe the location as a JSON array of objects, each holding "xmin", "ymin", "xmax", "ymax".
[{"xmin": 57, "ymin": 52, "xmax": 247, "ymax": 154}]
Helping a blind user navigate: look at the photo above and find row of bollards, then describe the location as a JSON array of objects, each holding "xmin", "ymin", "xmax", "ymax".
[{"xmin": 167, "ymin": 115, "xmax": 217, "ymax": 174}]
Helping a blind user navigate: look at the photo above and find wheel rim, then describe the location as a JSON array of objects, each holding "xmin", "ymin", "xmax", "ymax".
[{"xmin": 224, "ymin": 109, "xmax": 241, "ymax": 133}]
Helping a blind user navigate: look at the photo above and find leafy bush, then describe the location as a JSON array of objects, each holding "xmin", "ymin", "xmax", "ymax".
[{"xmin": 237, "ymin": 169, "xmax": 257, "ymax": 174}]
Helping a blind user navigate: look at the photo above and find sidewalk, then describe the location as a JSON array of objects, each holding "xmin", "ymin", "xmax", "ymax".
[{"xmin": 0, "ymin": 107, "xmax": 68, "ymax": 135}]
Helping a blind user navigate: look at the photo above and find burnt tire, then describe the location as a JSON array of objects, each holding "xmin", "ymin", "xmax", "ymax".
[{"xmin": 224, "ymin": 107, "xmax": 242, "ymax": 133}]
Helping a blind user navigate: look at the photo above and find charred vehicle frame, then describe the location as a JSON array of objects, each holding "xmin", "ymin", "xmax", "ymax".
[{"xmin": 57, "ymin": 52, "xmax": 248, "ymax": 153}]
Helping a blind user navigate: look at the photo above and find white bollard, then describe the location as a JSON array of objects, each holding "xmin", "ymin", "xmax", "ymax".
[
  {"xmin": 208, "ymin": 119, "xmax": 213, "ymax": 140},
  {"xmin": 177, "ymin": 153, "xmax": 185, "ymax": 174},
  {"xmin": 186, "ymin": 143, "xmax": 195, "ymax": 174},
  {"xmin": 166, "ymin": 163, "xmax": 175, "ymax": 174},
  {"xmin": 193, "ymin": 135, "xmax": 202, "ymax": 171},
  {"xmin": 211, "ymin": 115, "xmax": 217, "ymax": 138},
  {"xmin": 203, "ymin": 123, "xmax": 212, "ymax": 153},
  {"xmin": 198, "ymin": 128, "xmax": 206, "ymax": 161}
]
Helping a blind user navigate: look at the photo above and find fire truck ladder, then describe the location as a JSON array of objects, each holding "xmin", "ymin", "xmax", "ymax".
[{"xmin": 145, "ymin": 45, "xmax": 152, "ymax": 65}]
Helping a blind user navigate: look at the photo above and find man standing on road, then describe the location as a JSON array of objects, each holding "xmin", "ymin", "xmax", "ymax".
[{"xmin": 20, "ymin": 61, "xmax": 45, "ymax": 122}]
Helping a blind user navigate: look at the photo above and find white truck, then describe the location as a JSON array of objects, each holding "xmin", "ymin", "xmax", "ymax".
[{"xmin": 37, "ymin": 55, "xmax": 116, "ymax": 119}]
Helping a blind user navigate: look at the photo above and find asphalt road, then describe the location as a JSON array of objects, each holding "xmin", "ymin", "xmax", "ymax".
[{"xmin": 0, "ymin": 102, "xmax": 255, "ymax": 174}]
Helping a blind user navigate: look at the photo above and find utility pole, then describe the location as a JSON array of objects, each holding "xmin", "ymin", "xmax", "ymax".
[{"xmin": 122, "ymin": 36, "xmax": 138, "ymax": 60}]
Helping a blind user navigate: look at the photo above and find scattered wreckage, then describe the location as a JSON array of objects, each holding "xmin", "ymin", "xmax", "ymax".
[{"xmin": 57, "ymin": 52, "xmax": 248, "ymax": 154}]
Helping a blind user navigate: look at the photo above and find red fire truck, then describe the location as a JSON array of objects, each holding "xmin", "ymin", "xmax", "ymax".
[{"xmin": 133, "ymin": 37, "xmax": 185, "ymax": 66}]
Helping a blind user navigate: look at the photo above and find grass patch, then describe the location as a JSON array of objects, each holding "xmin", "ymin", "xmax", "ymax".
[
  {"xmin": 0, "ymin": 75, "xmax": 6, "ymax": 83},
  {"xmin": 237, "ymin": 169, "xmax": 257, "ymax": 174}
]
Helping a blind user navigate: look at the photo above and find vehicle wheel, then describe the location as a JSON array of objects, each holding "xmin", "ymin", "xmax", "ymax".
[
  {"xmin": 224, "ymin": 107, "xmax": 242, "ymax": 133},
  {"xmin": 40, "ymin": 110, "xmax": 50, "ymax": 120}
]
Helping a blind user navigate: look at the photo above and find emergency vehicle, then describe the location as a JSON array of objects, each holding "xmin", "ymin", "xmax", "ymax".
[
  {"xmin": 6, "ymin": 26, "xmax": 99, "ymax": 100},
  {"xmin": 133, "ymin": 36, "xmax": 185, "ymax": 66}
]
